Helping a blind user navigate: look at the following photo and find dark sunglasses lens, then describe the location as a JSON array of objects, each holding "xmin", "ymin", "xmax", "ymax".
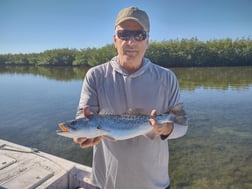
[
  {"xmin": 134, "ymin": 31, "xmax": 147, "ymax": 41},
  {"xmin": 117, "ymin": 30, "xmax": 131, "ymax": 40},
  {"xmin": 117, "ymin": 30, "xmax": 147, "ymax": 41}
]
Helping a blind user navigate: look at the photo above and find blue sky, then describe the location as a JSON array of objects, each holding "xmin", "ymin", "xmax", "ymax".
[{"xmin": 1, "ymin": 0, "xmax": 251, "ymax": 54}]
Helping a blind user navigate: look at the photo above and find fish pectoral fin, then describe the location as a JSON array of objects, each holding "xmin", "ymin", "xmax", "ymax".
[{"xmin": 96, "ymin": 126, "xmax": 110, "ymax": 135}]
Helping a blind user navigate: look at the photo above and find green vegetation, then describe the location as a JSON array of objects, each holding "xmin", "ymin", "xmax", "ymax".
[
  {"xmin": 0, "ymin": 38, "xmax": 252, "ymax": 67},
  {"xmin": 0, "ymin": 45, "xmax": 116, "ymax": 67}
]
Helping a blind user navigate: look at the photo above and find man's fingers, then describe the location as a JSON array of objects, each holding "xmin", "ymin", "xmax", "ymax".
[
  {"xmin": 80, "ymin": 138, "xmax": 94, "ymax": 148},
  {"xmin": 150, "ymin": 109, "xmax": 157, "ymax": 116},
  {"xmin": 93, "ymin": 136, "xmax": 103, "ymax": 145},
  {"xmin": 83, "ymin": 107, "xmax": 91, "ymax": 117},
  {"xmin": 149, "ymin": 118, "xmax": 156, "ymax": 127},
  {"xmin": 149, "ymin": 119, "xmax": 172, "ymax": 135},
  {"xmin": 73, "ymin": 137, "xmax": 78, "ymax": 143},
  {"xmin": 73, "ymin": 136, "xmax": 102, "ymax": 148},
  {"xmin": 74, "ymin": 137, "xmax": 92, "ymax": 148},
  {"xmin": 73, "ymin": 137, "xmax": 87, "ymax": 144}
]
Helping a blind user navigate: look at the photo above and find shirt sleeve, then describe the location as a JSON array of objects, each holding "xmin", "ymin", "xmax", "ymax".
[
  {"xmin": 164, "ymin": 70, "xmax": 189, "ymax": 140},
  {"xmin": 76, "ymin": 69, "xmax": 99, "ymax": 119}
]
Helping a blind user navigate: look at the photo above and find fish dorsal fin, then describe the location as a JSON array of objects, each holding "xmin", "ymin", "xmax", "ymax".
[
  {"xmin": 165, "ymin": 103, "xmax": 185, "ymax": 115},
  {"xmin": 125, "ymin": 108, "xmax": 149, "ymax": 116},
  {"xmin": 164, "ymin": 103, "xmax": 188, "ymax": 125},
  {"xmin": 98, "ymin": 109, "xmax": 116, "ymax": 115},
  {"xmin": 99, "ymin": 108, "xmax": 149, "ymax": 116}
]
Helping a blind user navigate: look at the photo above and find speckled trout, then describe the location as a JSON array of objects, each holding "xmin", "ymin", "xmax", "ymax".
[
  {"xmin": 56, "ymin": 114, "xmax": 173, "ymax": 140},
  {"xmin": 56, "ymin": 104, "xmax": 186, "ymax": 140}
]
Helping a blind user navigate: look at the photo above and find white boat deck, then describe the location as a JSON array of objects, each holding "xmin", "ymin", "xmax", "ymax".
[{"xmin": 0, "ymin": 139, "xmax": 98, "ymax": 189}]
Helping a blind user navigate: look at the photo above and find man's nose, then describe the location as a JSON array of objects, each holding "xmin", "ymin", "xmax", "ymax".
[{"xmin": 127, "ymin": 36, "xmax": 136, "ymax": 44}]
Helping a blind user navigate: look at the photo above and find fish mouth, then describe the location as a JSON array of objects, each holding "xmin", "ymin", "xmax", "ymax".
[{"xmin": 59, "ymin": 124, "xmax": 69, "ymax": 132}]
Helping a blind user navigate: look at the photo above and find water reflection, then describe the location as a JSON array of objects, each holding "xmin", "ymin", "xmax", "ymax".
[
  {"xmin": 1, "ymin": 65, "xmax": 252, "ymax": 89},
  {"xmin": 0, "ymin": 66, "xmax": 251, "ymax": 189},
  {"xmin": 173, "ymin": 66, "xmax": 252, "ymax": 90},
  {"xmin": 0, "ymin": 65, "xmax": 88, "ymax": 81}
]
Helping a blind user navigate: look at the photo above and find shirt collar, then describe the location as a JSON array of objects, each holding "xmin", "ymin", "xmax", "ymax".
[{"xmin": 110, "ymin": 56, "xmax": 150, "ymax": 78}]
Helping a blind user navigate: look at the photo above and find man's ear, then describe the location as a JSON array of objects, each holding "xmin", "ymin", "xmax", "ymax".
[
  {"xmin": 145, "ymin": 38, "xmax": 149, "ymax": 50},
  {"xmin": 113, "ymin": 35, "xmax": 117, "ymax": 48}
]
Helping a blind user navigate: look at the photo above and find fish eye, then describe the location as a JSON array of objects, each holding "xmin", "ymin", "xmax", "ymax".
[
  {"xmin": 70, "ymin": 120, "xmax": 77, "ymax": 125},
  {"xmin": 97, "ymin": 126, "xmax": 101, "ymax": 130}
]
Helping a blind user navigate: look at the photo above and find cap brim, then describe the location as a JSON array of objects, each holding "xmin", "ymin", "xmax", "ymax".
[{"xmin": 115, "ymin": 17, "xmax": 147, "ymax": 31}]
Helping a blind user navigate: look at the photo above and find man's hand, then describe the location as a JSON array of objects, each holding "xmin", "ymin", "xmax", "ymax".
[
  {"xmin": 73, "ymin": 107, "xmax": 103, "ymax": 148},
  {"xmin": 73, "ymin": 136, "xmax": 103, "ymax": 148},
  {"xmin": 149, "ymin": 109, "xmax": 174, "ymax": 136}
]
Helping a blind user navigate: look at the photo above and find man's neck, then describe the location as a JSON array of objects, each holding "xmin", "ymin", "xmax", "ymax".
[{"xmin": 119, "ymin": 57, "xmax": 143, "ymax": 74}]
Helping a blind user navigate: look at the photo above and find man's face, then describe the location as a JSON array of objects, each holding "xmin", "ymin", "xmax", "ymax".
[{"xmin": 114, "ymin": 20, "xmax": 149, "ymax": 64}]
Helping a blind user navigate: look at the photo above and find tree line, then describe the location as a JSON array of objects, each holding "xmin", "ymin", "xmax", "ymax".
[{"xmin": 0, "ymin": 37, "xmax": 251, "ymax": 67}]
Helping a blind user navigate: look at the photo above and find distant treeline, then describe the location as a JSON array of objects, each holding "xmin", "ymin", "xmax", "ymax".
[{"xmin": 1, "ymin": 38, "xmax": 251, "ymax": 67}]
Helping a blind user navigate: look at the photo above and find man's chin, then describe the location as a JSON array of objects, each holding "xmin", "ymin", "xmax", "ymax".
[{"xmin": 124, "ymin": 51, "xmax": 138, "ymax": 58}]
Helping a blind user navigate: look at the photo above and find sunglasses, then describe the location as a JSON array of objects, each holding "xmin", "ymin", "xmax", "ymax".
[{"xmin": 116, "ymin": 30, "xmax": 148, "ymax": 41}]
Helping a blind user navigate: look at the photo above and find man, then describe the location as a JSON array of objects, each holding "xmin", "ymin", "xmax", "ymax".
[{"xmin": 74, "ymin": 7, "xmax": 188, "ymax": 189}]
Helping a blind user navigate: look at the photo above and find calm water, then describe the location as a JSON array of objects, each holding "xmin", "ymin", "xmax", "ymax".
[{"xmin": 0, "ymin": 66, "xmax": 251, "ymax": 189}]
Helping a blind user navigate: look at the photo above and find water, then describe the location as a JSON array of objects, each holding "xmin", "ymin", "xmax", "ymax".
[{"xmin": 0, "ymin": 66, "xmax": 251, "ymax": 189}]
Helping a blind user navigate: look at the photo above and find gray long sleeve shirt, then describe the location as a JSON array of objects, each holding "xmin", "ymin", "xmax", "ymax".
[{"xmin": 76, "ymin": 56, "xmax": 188, "ymax": 189}]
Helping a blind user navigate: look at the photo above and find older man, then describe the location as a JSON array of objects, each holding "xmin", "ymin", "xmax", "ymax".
[{"xmin": 74, "ymin": 7, "xmax": 188, "ymax": 189}]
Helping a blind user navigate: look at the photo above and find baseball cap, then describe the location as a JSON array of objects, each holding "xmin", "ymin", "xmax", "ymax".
[{"xmin": 115, "ymin": 7, "xmax": 150, "ymax": 32}]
